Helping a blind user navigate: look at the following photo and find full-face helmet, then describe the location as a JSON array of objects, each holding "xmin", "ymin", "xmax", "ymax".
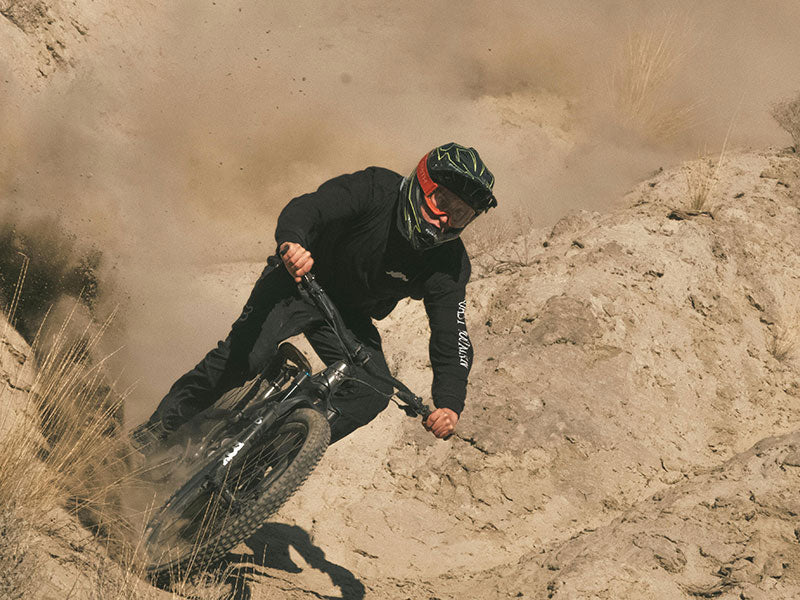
[{"xmin": 398, "ymin": 142, "xmax": 496, "ymax": 251}]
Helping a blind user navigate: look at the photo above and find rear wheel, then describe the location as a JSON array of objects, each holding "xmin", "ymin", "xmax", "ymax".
[{"xmin": 144, "ymin": 407, "xmax": 330, "ymax": 582}]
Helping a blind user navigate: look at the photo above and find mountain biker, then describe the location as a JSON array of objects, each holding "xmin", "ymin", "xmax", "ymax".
[{"xmin": 131, "ymin": 142, "xmax": 496, "ymax": 449}]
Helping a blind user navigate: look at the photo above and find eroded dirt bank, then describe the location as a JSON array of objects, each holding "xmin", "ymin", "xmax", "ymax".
[
  {"xmin": 235, "ymin": 150, "xmax": 798, "ymax": 600},
  {"xmin": 4, "ymin": 150, "xmax": 800, "ymax": 599},
  {"xmin": 3, "ymin": 1, "xmax": 800, "ymax": 599}
]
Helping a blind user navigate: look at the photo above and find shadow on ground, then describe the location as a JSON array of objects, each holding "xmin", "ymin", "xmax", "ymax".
[{"xmin": 220, "ymin": 522, "xmax": 366, "ymax": 600}]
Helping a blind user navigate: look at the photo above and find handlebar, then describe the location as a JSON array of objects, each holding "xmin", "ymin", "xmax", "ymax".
[
  {"xmin": 298, "ymin": 272, "xmax": 432, "ymax": 420},
  {"xmin": 299, "ymin": 273, "xmax": 368, "ymax": 366}
]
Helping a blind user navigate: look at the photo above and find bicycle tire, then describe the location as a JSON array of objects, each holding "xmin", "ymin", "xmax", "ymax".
[{"xmin": 144, "ymin": 407, "xmax": 330, "ymax": 581}]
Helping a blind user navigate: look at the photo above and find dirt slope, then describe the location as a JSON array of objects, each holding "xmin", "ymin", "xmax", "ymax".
[
  {"xmin": 491, "ymin": 429, "xmax": 800, "ymax": 600},
  {"xmin": 387, "ymin": 151, "xmax": 800, "ymax": 599},
  {"xmin": 172, "ymin": 149, "xmax": 800, "ymax": 600},
  {"xmin": 4, "ymin": 1, "xmax": 800, "ymax": 598}
]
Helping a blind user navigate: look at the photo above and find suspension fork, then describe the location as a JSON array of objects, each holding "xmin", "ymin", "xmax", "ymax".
[{"xmin": 206, "ymin": 372, "xmax": 312, "ymax": 486}]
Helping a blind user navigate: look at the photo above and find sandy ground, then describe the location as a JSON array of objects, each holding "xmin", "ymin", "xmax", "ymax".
[
  {"xmin": 200, "ymin": 150, "xmax": 800, "ymax": 600},
  {"xmin": 3, "ymin": 2, "xmax": 800, "ymax": 599},
  {"xmin": 6, "ymin": 149, "xmax": 799, "ymax": 600}
]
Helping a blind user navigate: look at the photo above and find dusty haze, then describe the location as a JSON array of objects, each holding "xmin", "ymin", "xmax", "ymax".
[{"xmin": 1, "ymin": 0, "xmax": 798, "ymax": 418}]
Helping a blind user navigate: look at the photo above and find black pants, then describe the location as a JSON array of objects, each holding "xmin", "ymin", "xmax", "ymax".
[{"xmin": 148, "ymin": 260, "xmax": 392, "ymax": 444}]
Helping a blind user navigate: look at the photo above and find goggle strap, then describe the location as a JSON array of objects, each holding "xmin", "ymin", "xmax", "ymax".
[
  {"xmin": 416, "ymin": 152, "xmax": 438, "ymax": 197},
  {"xmin": 417, "ymin": 152, "xmax": 450, "ymax": 218}
]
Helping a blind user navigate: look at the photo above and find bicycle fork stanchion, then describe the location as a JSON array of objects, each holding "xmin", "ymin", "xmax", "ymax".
[{"xmin": 207, "ymin": 370, "xmax": 312, "ymax": 489}]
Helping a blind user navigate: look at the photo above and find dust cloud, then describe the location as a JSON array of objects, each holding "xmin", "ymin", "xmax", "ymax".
[{"xmin": 1, "ymin": 0, "xmax": 798, "ymax": 419}]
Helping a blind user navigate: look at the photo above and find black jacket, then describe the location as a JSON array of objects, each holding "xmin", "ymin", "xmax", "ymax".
[{"xmin": 274, "ymin": 166, "xmax": 473, "ymax": 415}]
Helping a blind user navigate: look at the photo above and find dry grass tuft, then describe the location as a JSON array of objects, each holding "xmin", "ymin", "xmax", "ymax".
[
  {"xmin": 1, "ymin": 259, "xmax": 144, "ymax": 596},
  {"xmin": 465, "ymin": 208, "xmax": 538, "ymax": 272},
  {"xmin": 683, "ymin": 157, "xmax": 718, "ymax": 212},
  {"xmin": 771, "ymin": 91, "xmax": 800, "ymax": 152},
  {"xmin": 610, "ymin": 15, "xmax": 699, "ymax": 142},
  {"xmin": 1, "ymin": 308, "xmax": 128, "ymax": 513},
  {"xmin": 0, "ymin": 257, "xmax": 245, "ymax": 598},
  {"xmin": 0, "ymin": 299, "xmax": 141, "ymax": 596},
  {"xmin": 0, "ymin": 509, "xmax": 36, "ymax": 600},
  {"xmin": 682, "ymin": 112, "xmax": 736, "ymax": 212}
]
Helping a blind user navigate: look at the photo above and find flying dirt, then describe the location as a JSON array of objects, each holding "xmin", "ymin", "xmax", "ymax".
[{"xmin": 1, "ymin": 1, "xmax": 800, "ymax": 599}]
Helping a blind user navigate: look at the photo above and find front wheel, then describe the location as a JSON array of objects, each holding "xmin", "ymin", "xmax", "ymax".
[{"xmin": 144, "ymin": 407, "xmax": 330, "ymax": 582}]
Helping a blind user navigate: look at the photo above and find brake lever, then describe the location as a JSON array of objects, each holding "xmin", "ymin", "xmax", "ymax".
[{"xmin": 396, "ymin": 390, "xmax": 432, "ymax": 420}]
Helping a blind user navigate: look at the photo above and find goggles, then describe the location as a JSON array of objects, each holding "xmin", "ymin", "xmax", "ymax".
[{"xmin": 416, "ymin": 153, "xmax": 477, "ymax": 229}]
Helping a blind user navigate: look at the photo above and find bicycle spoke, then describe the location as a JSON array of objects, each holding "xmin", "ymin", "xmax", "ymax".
[{"xmin": 228, "ymin": 425, "xmax": 306, "ymax": 495}]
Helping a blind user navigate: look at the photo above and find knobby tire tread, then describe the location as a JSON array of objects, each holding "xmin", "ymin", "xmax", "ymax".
[{"xmin": 146, "ymin": 407, "xmax": 330, "ymax": 582}]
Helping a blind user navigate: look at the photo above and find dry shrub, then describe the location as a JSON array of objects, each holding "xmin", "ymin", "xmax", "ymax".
[
  {"xmin": 465, "ymin": 208, "xmax": 537, "ymax": 271},
  {"xmin": 610, "ymin": 15, "xmax": 698, "ymax": 142},
  {"xmin": 683, "ymin": 157, "xmax": 718, "ymax": 212},
  {"xmin": 771, "ymin": 91, "xmax": 800, "ymax": 151}
]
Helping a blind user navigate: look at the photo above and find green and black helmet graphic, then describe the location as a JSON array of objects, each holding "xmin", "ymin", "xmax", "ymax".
[
  {"xmin": 425, "ymin": 142, "xmax": 496, "ymax": 213},
  {"xmin": 398, "ymin": 142, "xmax": 497, "ymax": 251}
]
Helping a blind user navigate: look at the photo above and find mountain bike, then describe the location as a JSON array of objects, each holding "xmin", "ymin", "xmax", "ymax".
[{"xmin": 141, "ymin": 271, "xmax": 431, "ymax": 582}]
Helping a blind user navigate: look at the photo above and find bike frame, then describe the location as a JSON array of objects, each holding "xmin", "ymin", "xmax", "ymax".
[
  {"xmin": 178, "ymin": 270, "xmax": 431, "ymax": 490},
  {"xmin": 143, "ymin": 268, "xmax": 436, "ymax": 577}
]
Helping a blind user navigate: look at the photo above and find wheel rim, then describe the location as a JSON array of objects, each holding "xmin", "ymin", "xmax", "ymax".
[
  {"xmin": 145, "ymin": 419, "xmax": 309, "ymax": 569},
  {"xmin": 233, "ymin": 421, "xmax": 307, "ymax": 496}
]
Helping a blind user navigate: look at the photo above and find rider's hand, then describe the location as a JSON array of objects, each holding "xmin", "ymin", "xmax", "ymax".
[
  {"xmin": 424, "ymin": 408, "xmax": 458, "ymax": 439},
  {"xmin": 280, "ymin": 242, "xmax": 314, "ymax": 282}
]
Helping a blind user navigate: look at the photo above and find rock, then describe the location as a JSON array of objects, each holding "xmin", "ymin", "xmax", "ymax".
[
  {"xmin": 782, "ymin": 452, "xmax": 800, "ymax": 467},
  {"xmin": 527, "ymin": 295, "xmax": 601, "ymax": 346},
  {"xmin": 633, "ymin": 534, "xmax": 687, "ymax": 573}
]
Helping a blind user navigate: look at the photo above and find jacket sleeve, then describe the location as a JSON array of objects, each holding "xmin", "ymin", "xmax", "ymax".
[
  {"xmin": 274, "ymin": 170, "xmax": 373, "ymax": 251},
  {"xmin": 423, "ymin": 248, "xmax": 473, "ymax": 416}
]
